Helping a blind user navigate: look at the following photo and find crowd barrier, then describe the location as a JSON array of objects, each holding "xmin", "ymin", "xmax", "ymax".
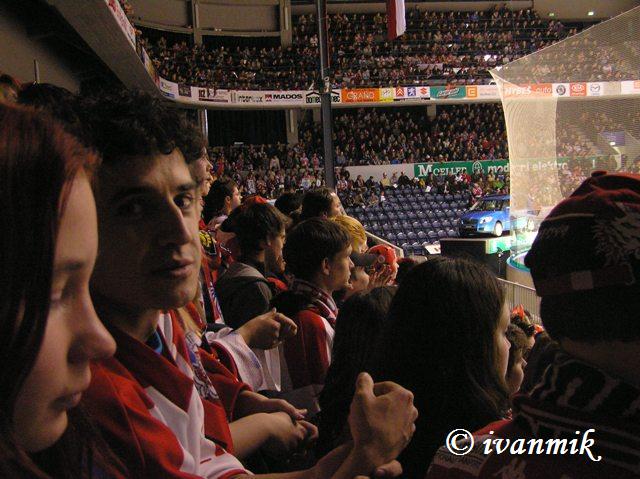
[{"xmin": 498, "ymin": 278, "xmax": 540, "ymax": 324}]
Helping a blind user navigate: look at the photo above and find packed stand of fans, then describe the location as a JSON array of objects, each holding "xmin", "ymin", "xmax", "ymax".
[
  {"xmin": 208, "ymin": 104, "xmax": 508, "ymax": 200},
  {"xmin": 3, "ymin": 70, "xmax": 640, "ymax": 479},
  {"xmin": 141, "ymin": 6, "xmax": 580, "ymax": 90}
]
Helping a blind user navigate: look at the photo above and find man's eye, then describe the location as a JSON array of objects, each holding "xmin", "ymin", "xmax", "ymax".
[
  {"xmin": 176, "ymin": 194, "xmax": 195, "ymax": 210},
  {"xmin": 117, "ymin": 200, "xmax": 146, "ymax": 217}
]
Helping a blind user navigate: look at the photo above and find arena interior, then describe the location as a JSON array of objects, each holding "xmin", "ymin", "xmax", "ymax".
[{"xmin": 1, "ymin": 0, "xmax": 640, "ymax": 478}]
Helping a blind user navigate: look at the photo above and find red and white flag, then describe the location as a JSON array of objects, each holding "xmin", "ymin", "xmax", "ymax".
[{"xmin": 387, "ymin": 0, "xmax": 406, "ymax": 40}]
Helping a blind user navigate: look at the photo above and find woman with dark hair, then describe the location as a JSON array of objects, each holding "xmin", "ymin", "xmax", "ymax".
[
  {"xmin": 317, "ymin": 286, "xmax": 396, "ymax": 457},
  {"xmin": 371, "ymin": 256, "xmax": 511, "ymax": 478},
  {"xmin": 0, "ymin": 103, "xmax": 118, "ymax": 477}
]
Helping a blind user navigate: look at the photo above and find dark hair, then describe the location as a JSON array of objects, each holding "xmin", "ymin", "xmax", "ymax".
[
  {"xmin": 83, "ymin": 89, "xmax": 203, "ymax": 167},
  {"xmin": 539, "ymin": 286, "xmax": 640, "ymax": 342},
  {"xmin": 0, "ymin": 104, "xmax": 121, "ymax": 477},
  {"xmin": 17, "ymin": 84, "xmax": 88, "ymax": 144},
  {"xmin": 229, "ymin": 203, "xmax": 290, "ymax": 255},
  {"xmin": 204, "ymin": 177, "xmax": 237, "ymax": 223},
  {"xmin": 395, "ymin": 257, "xmax": 418, "ymax": 285},
  {"xmin": 371, "ymin": 257, "xmax": 509, "ymax": 477},
  {"xmin": 317, "ymin": 287, "xmax": 396, "ymax": 456},
  {"xmin": 300, "ymin": 187, "xmax": 334, "ymax": 220},
  {"xmin": 283, "ymin": 218, "xmax": 351, "ymax": 281},
  {"xmin": 274, "ymin": 191, "xmax": 302, "ymax": 217}
]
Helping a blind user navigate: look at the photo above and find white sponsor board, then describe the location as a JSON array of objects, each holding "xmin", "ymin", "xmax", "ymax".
[
  {"xmin": 586, "ymin": 82, "xmax": 604, "ymax": 96},
  {"xmin": 552, "ymin": 83, "xmax": 570, "ymax": 97},
  {"xmin": 194, "ymin": 87, "xmax": 231, "ymax": 103},
  {"xmin": 621, "ymin": 80, "xmax": 640, "ymax": 95},
  {"xmin": 105, "ymin": 0, "xmax": 136, "ymax": 48}
]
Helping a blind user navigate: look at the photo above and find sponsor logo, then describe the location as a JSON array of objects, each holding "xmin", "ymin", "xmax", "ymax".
[
  {"xmin": 341, "ymin": 88, "xmax": 379, "ymax": 103},
  {"xmin": 589, "ymin": 83, "xmax": 601, "ymax": 95},
  {"xmin": 305, "ymin": 90, "xmax": 341, "ymax": 104},
  {"xmin": 178, "ymin": 84, "xmax": 191, "ymax": 97},
  {"xmin": 472, "ymin": 161, "xmax": 483, "ymax": 175},
  {"xmin": 504, "ymin": 83, "xmax": 552, "ymax": 98},
  {"xmin": 437, "ymin": 87, "xmax": 460, "ymax": 98},
  {"xmin": 570, "ymin": 83, "xmax": 587, "ymax": 96},
  {"xmin": 420, "ymin": 87, "xmax": 429, "ymax": 95},
  {"xmin": 466, "ymin": 86, "xmax": 478, "ymax": 98},
  {"xmin": 380, "ymin": 88, "xmax": 394, "ymax": 101},
  {"xmin": 235, "ymin": 94, "xmax": 262, "ymax": 103},
  {"xmin": 161, "ymin": 91, "xmax": 175, "ymax": 99},
  {"xmin": 395, "ymin": 87, "xmax": 405, "ymax": 97},
  {"xmin": 264, "ymin": 92, "xmax": 303, "ymax": 102},
  {"xmin": 198, "ymin": 88, "xmax": 229, "ymax": 103},
  {"xmin": 555, "ymin": 84, "xmax": 567, "ymax": 96},
  {"xmin": 408, "ymin": 87, "xmax": 417, "ymax": 97}
]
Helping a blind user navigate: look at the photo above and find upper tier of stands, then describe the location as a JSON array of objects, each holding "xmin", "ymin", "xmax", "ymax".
[{"xmin": 141, "ymin": 6, "xmax": 582, "ymax": 90}]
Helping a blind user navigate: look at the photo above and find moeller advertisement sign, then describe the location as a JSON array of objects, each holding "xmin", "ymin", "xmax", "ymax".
[{"xmin": 414, "ymin": 160, "xmax": 509, "ymax": 177}]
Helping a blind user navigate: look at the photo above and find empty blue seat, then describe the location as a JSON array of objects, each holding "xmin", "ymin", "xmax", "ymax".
[
  {"xmin": 397, "ymin": 232, "xmax": 407, "ymax": 242},
  {"xmin": 407, "ymin": 231, "xmax": 417, "ymax": 240},
  {"xmin": 437, "ymin": 230, "xmax": 448, "ymax": 238},
  {"xmin": 444, "ymin": 194, "xmax": 454, "ymax": 202},
  {"xmin": 446, "ymin": 229, "xmax": 458, "ymax": 237},
  {"xmin": 428, "ymin": 231, "xmax": 438, "ymax": 240},
  {"xmin": 435, "ymin": 210, "xmax": 446, "ymax": 219},
  {"xmin": 431, "ymin": 220, "xmax": 441, "ymax": 229}
]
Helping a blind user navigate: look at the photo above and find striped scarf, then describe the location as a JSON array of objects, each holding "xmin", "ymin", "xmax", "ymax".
[
  {"xmin": 289, "ymin": 278, "xmax": 338, "ymax": 326},
  {"xmin": 512, "ymin": 352, "xmax": 640, "ymax": 475}
]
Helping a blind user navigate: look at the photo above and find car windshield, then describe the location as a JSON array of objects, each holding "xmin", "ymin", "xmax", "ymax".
[{"xmin": 470, "ymin": 199, "xmax": 504, "ymax": 212}]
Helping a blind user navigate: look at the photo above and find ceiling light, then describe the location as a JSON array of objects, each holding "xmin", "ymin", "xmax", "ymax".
[
  {"xmin": 548, "ymin": 12, "xmax": 555, "ymax": 17},
  {"xmin": 609, "ymin": 141, "xmax": 616, "ymax": 146},
  {"xmin": 587, "ymin": 11, "xmax": 595, "ymax": 16}
]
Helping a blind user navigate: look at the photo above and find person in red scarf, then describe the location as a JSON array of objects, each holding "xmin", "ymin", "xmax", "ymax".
[{"xmin": 273, "ymin": 218, "xmax": 354, "ymax": 415}]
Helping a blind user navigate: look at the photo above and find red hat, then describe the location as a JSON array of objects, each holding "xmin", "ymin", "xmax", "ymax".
[
  {"xmin": 367, "ymin": 244, "xmax": 398, "ymax": 277},
  {"xmin": 524, "ymin": 171, "xmax": 640, "ymax": 297}
]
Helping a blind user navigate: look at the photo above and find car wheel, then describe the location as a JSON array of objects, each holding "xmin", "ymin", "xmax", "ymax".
[{"xmin": 493, "ymin": 222, "xmax": 503, "ymax": 237}]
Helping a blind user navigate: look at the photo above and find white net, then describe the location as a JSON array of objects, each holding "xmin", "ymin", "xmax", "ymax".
[{"xmin": 490, "ymin": 6, "xmax": 640, "ymax": 255}]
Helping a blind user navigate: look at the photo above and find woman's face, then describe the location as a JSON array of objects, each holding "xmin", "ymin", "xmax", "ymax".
[
  {"xmin": 506, "ymin": 351, "xmax": 527, "ymax": 395},
  {"xmin": 494, "ymin": 303, "xmax": 511, "ymax": 381},
  {"xmin": 13, "ymin": 175, "xmax": 116, "ymax": 452}
]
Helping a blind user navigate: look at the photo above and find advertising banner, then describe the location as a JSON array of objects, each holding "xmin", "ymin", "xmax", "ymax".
[
  {"xmin": 414, "ymin": 160, "xmax": 508, "ymax": 177},
  {"xmin": 552, "ymin": 83, "xmax": 571, "ymax": 97},
  {"xmin": 430, "ymin": 86, "xmax": 466, "ymax": 100},
  {"xmin": 105, "ymin": 0, "xmax": 136, "ymax": 49},
  {"xmin": 158, "ymin": 78, "xmax": 179, "ymax": 99},
  {"xmin": 379, "ymin": 88, "xmax": 395, "ymax": 102},
  {"xmin": 393, "ymin": 86, "xmax": 431, "ymax": 101},
  {"xmin": 503, "ymin": 83, "xmax": 552, "ymax": 98},
  {"xmin": 586, "ymin": 82, "xmax": 604, "ymax": 96},
  {"xmin": 305, "ymin": 90, "xmax": 342, "ymax": 104},
  {"xmin": 195, "ymin": 87, "xmax": 231, "ymax": 103},
  {"xmin": 341, "ymin": 88, "xmax": 380, "ymax": 103},
  {"xmin": 621, "ymin": 80, "xmax": 640, "ymax": 95},
  {"xmin": 569, "ymin": 82, "xmax": 587, "ymax": 97}
]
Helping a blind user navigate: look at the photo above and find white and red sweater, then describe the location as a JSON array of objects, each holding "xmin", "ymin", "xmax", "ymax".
[{"xmin": 84, "ymin": 313, "xmax": 249, "ymax": 479}]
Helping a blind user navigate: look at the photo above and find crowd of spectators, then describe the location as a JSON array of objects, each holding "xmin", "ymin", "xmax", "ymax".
[
  {"xmin": 3, "ymin": 65, "xmax": 640, "ymax": 479},
  {"xmin": 208, "ymin": 104, "xmax": 508, "ymax": 199},
  {"xmin": 141, "ymin": 6, "xmax": 581, "ymax": 90}
]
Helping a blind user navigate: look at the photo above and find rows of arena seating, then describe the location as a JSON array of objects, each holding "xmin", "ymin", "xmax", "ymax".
[{"xmin": 344, "ymin": 186, "xmax": 472, "ymax": 256}]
